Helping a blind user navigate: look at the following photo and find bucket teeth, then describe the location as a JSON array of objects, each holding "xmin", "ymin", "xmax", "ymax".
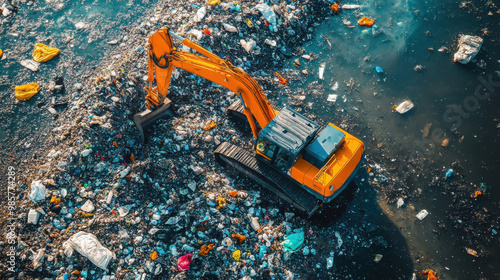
[{"xmin": 133, "ymin": 98, "xmax": 173, "ymax": 142}]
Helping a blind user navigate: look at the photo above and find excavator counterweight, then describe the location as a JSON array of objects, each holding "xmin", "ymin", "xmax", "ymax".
[{"xmin": 134, "ymin": 28, "xmax": 365, "ymax": 217}]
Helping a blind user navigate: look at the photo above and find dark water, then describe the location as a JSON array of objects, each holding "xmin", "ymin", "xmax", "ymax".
[{"xmin": 285, "ymin": 0, "xmax": 500, "ymax": 278}]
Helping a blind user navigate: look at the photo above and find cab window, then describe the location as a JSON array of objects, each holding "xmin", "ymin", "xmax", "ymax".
[
  {"xmin": 274, "ymin": 148, "xmax": 291, "ymax": 172},
  {"xmin": 256, "ymin": 138, "xmax": 276, "ymax": 160}
]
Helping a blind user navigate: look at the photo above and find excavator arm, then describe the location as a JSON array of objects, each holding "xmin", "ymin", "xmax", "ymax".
[{"xmin": 135, "ymin": 28, "xmax": 277, "ymax": 141}]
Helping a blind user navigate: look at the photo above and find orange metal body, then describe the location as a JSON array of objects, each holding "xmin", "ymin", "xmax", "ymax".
[
  {"xmin": 146, "ymin": 28, "xmax": 364, "ymax": 200},
  {"xmin": 290, "ymin": 124, "xmax": 365, "ymax": 200}
]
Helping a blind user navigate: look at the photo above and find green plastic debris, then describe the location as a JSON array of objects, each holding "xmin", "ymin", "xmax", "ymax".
[{"xmin": 283, "ymin": 232, "xmax": 304, "ymax": 252}]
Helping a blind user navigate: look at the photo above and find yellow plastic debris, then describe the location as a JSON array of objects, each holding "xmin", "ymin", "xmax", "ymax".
[
  {"xmin": 14, "ymin": 83, "xmax": 40, "ymax": 101},
  {"xmin": 32, "ymin": 43, "xmax": 61, "ymax": 62},
  {"xmin": 0, "ymin": 49, "xmax": 3, "ymax": 59},
  {"xmin": 208, "ymin": 0, "xmax": 220, "ymax": 5},
  {"xmin": 232, "ymin": 250, "xmax": 241, "ymax": 261},
  {"xmin": 217, "ymin": 195, "xmax": 226, "ymax": 209}
]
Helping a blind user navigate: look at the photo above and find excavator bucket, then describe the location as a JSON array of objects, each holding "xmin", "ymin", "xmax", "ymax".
[{"xmin": 133, "ymin": 98, "xmax": 173, "ymax": 143}]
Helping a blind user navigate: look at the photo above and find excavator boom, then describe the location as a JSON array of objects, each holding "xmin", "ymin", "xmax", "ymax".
[{"xmin": 135, "ymin": 28, "xmax": 276, "ymax": 142}]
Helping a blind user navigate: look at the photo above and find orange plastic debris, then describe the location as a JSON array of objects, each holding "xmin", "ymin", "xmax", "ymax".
[
  {"xmin": 331, "ymin": 3, "xmax": 339, "ymax": 13},
  {"xmin": 14, "ymin": 83, "xmax": 40, "ymax": 101},
  {"xmin": 203, "ymin": 29, "xmax": 211, "ymax": 35},
  {"xmin": 71, "ymin": 270, "xmax": 80, "ymax": 275},
  {"xmin": 275, "ymin": 72, "xmax": 287, "ymax": 85},
  {"xmin": 358, "ymin": 17, "xmax": 375, "ymax": 27},
  {"xmin": 150, "ymin": 251, "xmax": 159, "ymax": 260},
  {"xmin": 472, "ymin": 190, "xmax": 482, "ymax": 198},
  {"xmin": 205, "ymin": 120, "xmax": 217, "ymax": 130},
  {"xmin": 423, "ymin": 270, "xmax": 438, "ymax": 280},
  {"xmin": 0, "ymin": 49, "xmax": 3, "ymax": 59},
  {"xmin": 113, "ymin": 141, "xmax": 118, "ymax": 147},
  {"xmin": 96, "ymin": 76, "xmax": 102, "ymax": 83},
  {"xmin": 50, "ymin": 196, "xmax": 61, "ymax": 204},
  {"xmin": 199, "ymin": 243, "xmax": 214, "ymax": 256},
  {"xmin": 232, "ymin": 234, "xmax": 246, "ymax": 244},
  {"xmin": 229, "ymin": 191, "xmax": 238, "ymax": 197},
  {"xmin": 130, "ymin": 154, "xmax": 136, "ymax": 163}
]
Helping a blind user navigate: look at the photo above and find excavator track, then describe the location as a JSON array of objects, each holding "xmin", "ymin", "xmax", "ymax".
[{"xmin": 214, "ymin": 142, "xmax": 321, "ymax": 218}]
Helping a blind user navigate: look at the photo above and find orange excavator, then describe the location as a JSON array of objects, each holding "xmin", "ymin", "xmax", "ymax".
[{"xmin": 134, "ymin": 28, "xmax": 365, "ymax": 216}]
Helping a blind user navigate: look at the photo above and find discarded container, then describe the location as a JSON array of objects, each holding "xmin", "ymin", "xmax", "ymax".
[
  {"xmin": 20, "ymin": 59, "xmax": 40, "ymax": 71},
  {"xmin": 396, "ymin": 198, "xmax": 404, "ymax": 208},
  {"xmin": 32, "ymin": 44, "xmax": 61, "ymax": 62},
  {"xmin": 81, "ymin": 200, "xmax": 95, "ymax": 212},
  {"xmin": 193, "ymin": 7, "xmax": 206, "ymax": 23},
  {"xmin": 29, "ymin": 180, "xmax": 46, "ymax": 203},
  {"xmin": 327, "ymin": 94, "xmax": 338, "ymax": 103},
  {"xmin": 445, "ymin": 169, "xmax": 453, "ymax": 177},
  {"xmin": 177, "ymin": 254, "xmax": 192, "ymax": 271},
  {"xmin": 27, "ymin": 208, "xmax": 41, "ymax": 224},
  {"xmin": 250, "ymin": 217, "xmax": 260, "ymax": 231},
  {"xmin": 283, "ymin": 232, "xmax": 304, "ymax": 252},
  {"xmin": 64, "ymin": 231, "xmax": 115, "ymax": 270},
  {"xmin": 453, "ymin": 35, "xmax": 483, "ymax": 64},
  {"xmin": 15, "ymin": 83, "xmax": 40, "ymax": 101},
  {"xmin": 416, "ymin": 210, "xmax": 429, "ymax": 220},
  {"xmin": 326, "ymin": 256, "xmax": 334, "ymax": 269},
  {"xmin": 318, "ymin": 63, "xmax": 325, "ymax": 80},
  {"xmin": 342, "ymin": 4, "xmax": 363, "ymax": 9},
  {"xmin": 358, "ymin": 17, "xmax": 375, "ymax": 27},
  {"xmin": 222, "ymin": 23, "xmax": 238, "ymax": 32},
  {"xmin": 375, "ymin": 66, "xmax": 383, "ymax": 73},
  {"xmin": 392, "ymin": 100, "xmax": 414, "ymax": 114},
  {"xmin": 264, "ymin": 39, "xmax": 277, "ymax": 47}
]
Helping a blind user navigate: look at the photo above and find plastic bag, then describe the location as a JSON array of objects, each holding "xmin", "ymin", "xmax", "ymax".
[
  {"xmin": 255, "ymin": 4, "xmax": 277, "ymax": 31},
  {"xmin": 283, "ymin": 232, "xmax": 304, "ymax": 252},
  {"xmin": 64, "ymin": 231, "xmax": 115, "ymax": 270},
  {"xmin": 177, "ymin": 254, "xmax": 192, "ymax": 271},
  {"xmin": 453, "ymin": 35, "xmax": 483, "ymax": 64},
  {"xmin": 32, "ymin": 44, "xmax": 61, "ymax": 62},
  {"xmin": 358, "ymin": 17, "xmax": 375, "ymax": 27},
  {"xmin": 15, "ymin": 83, "xmax": 40, "ymax": 101},
  {"xmin": 29, "ymin": 180, "xmax": 46, "ymax": 202}
]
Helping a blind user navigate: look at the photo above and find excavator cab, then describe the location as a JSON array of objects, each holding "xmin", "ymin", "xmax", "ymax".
[{"xmin": 255, "ymin": 107, "xmax": 320, "ymax": 173}]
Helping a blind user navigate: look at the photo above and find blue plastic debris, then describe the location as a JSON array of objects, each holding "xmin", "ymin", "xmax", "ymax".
[
  {"xmin": 445, "ymin": 169, "xmax": 453, "ymax": 178},
  {"xmin": 184, "ymin": 144, "xmax": 189, "ymax": 150},
  {"xmin": 375, "ymin": 66, "xmax": 384, "ymax": 73}
]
